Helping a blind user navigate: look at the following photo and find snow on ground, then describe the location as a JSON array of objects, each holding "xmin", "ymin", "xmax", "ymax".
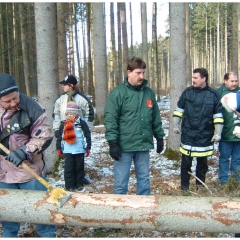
[{"xmin": 0, "ymin": 96, "xmax": 236, "ymax": 237}]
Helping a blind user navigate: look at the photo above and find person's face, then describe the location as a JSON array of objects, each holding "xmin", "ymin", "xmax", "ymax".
[
  {"xmin": 0, "ymin": 91, "xmax": 20, "ymax": 111},
  {"xmin": 65, "ymin": 112, "xmax": 77, "ymax": 120},
  {"xmin": 192, "ymin": 72, "xmax": 206, "ymax": 88},
  {"xmin": 224, "ymin": 74, "xmax": 238, "ymax": 91},
  {"xmin": 61, "ymin": 84, "xmax": 73, "ymax": 92},
  {"xmin": 127, "ymin": 68, "xmax": 145, "ymax": 86}
]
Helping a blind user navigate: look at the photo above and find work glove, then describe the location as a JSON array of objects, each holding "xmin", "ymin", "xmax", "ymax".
[
  {"xmin": 221, "ymin": 93, "xmax": 237, "ymax": 113},
  {"xmin": 55, "ymin": 130, "xmax": 60, "ymax": 138},
  {"xmin": 173, "ymin": 116, "xmax": 181, "ymax": 134},
  {"xmin": 57, "ymin": 149, "xmax": 64, "ymax": 157},
  {"xmin": 109, "ymin": 142, "xmax": 122, "ymax": 160},
  {"xmin": 156, "ymin": 138, "xmax": 164, "ymax": 153},
  {"xmin": 211, "ymin": 124, "xmax": 223, "ymax": 142},
  {"xmin": 86, "ymin": 149, "xmax": 90, "ymax": 157},
  {"xmin": 233, "ymin": 126, "xmax": 240, "ymax": 138},
  {"xmin": 5, "ymin": 146, "xmax": 29, "ymax": 167}
]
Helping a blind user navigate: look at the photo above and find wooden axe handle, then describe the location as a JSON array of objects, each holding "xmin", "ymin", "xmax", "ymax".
[{"xmin": 0, "ymin": 142, "xmax": 53, "ymax": 191}]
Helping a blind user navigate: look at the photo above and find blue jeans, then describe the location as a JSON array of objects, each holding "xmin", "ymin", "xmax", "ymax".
[
  {"xmin": 0, "ymin": 178, "xmax": 57, "ymax": 238},
  {"xmin": 219, "ymin": 141, "xmax": 240, "ymax": 183},
  {"xmin": 114, "ymin": 151, "xmax": 150, "ymax": 195}
]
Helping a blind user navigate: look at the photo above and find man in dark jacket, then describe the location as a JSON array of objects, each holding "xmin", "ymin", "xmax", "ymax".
[
  {"xmin": 216, "ymin": 72, "xmax": 240, "ymax": 186},
  {"xmin": 104, "ymin": 57, "xmax": 165, "ymax": 195},
  {"xmin": 173, "ymin": 68, "xmax": 224, "ymax": 193}
]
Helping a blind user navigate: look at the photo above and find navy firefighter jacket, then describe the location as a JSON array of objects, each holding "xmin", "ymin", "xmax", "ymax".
[{"xmin": 173, "ymin": 84, "xmax": 223, "ymax": 157}]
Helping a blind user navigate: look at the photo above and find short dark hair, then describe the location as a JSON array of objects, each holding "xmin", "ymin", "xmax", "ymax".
[
  {"xmin": 127, "ymin": 57, "xmax": 146, "ymax": 71},
  {"xmin": 193, "ymin": 68, "xmax": 208, "ymax": 83},
  {"xmin": 224, "ymin": 72, "xmax": 238, "ymax": 81}
]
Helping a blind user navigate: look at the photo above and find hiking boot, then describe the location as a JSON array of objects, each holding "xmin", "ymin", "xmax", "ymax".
[
  {"xmin": 76, "ymin": 185, "xmax": 85, "ymax": 192},
  {"xmin": 81, "ymin": 177, "xmax": 92, "ymax": 185}
]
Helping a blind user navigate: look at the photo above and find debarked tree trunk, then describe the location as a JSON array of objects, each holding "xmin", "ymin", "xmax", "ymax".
[{"xmin": 0, "ymin": 188, "xmax": 240, "ymax": 233}]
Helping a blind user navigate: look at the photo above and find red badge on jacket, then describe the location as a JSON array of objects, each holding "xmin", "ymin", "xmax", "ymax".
[{"xmin": 146, "ymin": 99, "xmax": 153, "ymax": 108}]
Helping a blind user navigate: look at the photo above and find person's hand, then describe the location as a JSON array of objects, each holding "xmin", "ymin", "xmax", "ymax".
[
  {"xmin": 211, "ymin": 124, "xmax": 223, "ymax": 142},
  {"xmin": 109, "ymin": 142, "xmax": 122, "ymax": 160},
  {"xmin": 233, "ymin": 126, "xmax": 240, "ymax": 138},
  {"xmin": 86, "ymin": 149, "xmax": 90, "ymax": 157},
  {"xmin": 211, "ymin": 134, "xmax": 221, "ymax": 142},
  {"xmin": 5, "ymin": 146, "xmax": 28, "ymax": 167},
  {"xmin": 173, "ymin": 117, "xmax": 181, "ymax": 134},
  {"xmin": 156, "ymin": 138, "xmax": 164, "ymax": 153},
  {"xmin": 57, "ymin": 149, "xmax": 64, "ymax": 157},
  {"xmin": 220, "ymin": 93, "xmax": 237, "ymax": 113}
]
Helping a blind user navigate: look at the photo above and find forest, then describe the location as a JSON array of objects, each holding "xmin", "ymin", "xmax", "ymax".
[
  {"xmin": 0, "ymin": 2, "xmax": 239, "ymax": 165},
  {"xmin": 0, "ymin": 2, "xmax": 240, "ymax": 236}
]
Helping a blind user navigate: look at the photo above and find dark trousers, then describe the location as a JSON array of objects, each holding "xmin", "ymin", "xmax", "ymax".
[
  {"xmin": 181, "ymin": 154, "xmax": 208, "ymax": 190},
  {"xmin": 64, "ymin": 153, "xmax": 85, "ymax": 189}
]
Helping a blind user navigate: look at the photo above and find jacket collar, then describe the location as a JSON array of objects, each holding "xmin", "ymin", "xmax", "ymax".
[{"xmin": 124, "ymin": 77, "xmax": 148, "ymax": 90}]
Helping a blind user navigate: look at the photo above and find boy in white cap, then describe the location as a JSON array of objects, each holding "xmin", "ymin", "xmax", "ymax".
[{"xmin": 56, "ymin": 101, "xmax": 91, "ymax": 192}]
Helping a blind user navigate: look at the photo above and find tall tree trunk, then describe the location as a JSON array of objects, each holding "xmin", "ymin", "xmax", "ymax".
[
  {"xmin": 129, "ymin": 3, "xmax": 133, "ymax": 56},
  {"xmin": 217, "ymin": 4, "xmax": 220, "ymax": 83},
  {"xmin": 152, "ymin": 3, "xmax": 160, "ymax": 100},
  {"xmin": 57, "ymin": 2, "xmax": 68, "ymax": 94},
  {"xmin": 34, "ymin": 2, "xmax": 59, "ymax": 172},
  {"xmin": 86, "ymin": 3, "xmax": 94, "ymax": 100},
  {"xmin": 109, "ymin": 2, "xmax": 116, "ymax": 92},
  {"xmin": 27, "ymin": 3, "xmax": 37, "ymax": 97},
  {"xmin": 6, "ymin": 3, "xmax": 13, "ymax": 74},
  {"xmin": 0, "ymin": 3, "xmax": 6, "ymax": 72},
  {"xmin": 120, "ymin": 3, "xmax": 128, "ymax": 75},
  {"xmin": 141, "ymin": 3, "xmax": 149, "ymax": 81},
  {"xmin": 68, "ymin": 5, "xmax": 75, "ymax": 75},
  {"xmin": 81, "ymin": 19, "xmax": 88, "ymax": 94},
  {"xmin": 117, "ymin": 3, "xmax": 123, "ymax": 84},
  {"xmin": 231, "ymin": 3, "xmax": 238, "ymax": 73},
  {"xmin": 185, "ymin": 3, "xmax": 192, "ymax": 87},
  {"xmin": 19, "ymin": 3, "xmax": 31, "ymax": 96},
  {"xmin": 92, "ymin": 3, "xmax": 107, "ymax": 123},
  {"xmin": 151, "ymin": 3, "xmax": 157, "ymax": 92},
  {"xmin": 224, "ymin": 4, "xmax": 228, "ymax": 73},
  {"xmin": 73, "ymin": 3, "xmax": 83, "ymax": 92},
  {"xmin": 167, "ymin": 2, "xmax": 186, "ymax": 152}
]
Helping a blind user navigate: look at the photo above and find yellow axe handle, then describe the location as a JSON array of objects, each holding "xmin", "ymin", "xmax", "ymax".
[{"xmin": 0, "ymin": 142, "xmax": 53, "ymax": 191}]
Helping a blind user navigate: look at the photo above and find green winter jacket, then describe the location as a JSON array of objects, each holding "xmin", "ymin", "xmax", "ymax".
[
  {"xmin": 216, "ymin": 83, "xmax": 240, "ymax": 142},
  {"xmin": 104, "ymin": 78, "xmax": 165, "ymax": 152}
]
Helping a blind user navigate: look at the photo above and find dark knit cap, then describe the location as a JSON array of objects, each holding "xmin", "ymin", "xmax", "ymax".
[
  {"xmin": 59, "ymin": 75, "xmax": 78, "ymax": 85},
  {"xmin": 0, "ymin": 74, "xmax": 19, "ymax": 97}
]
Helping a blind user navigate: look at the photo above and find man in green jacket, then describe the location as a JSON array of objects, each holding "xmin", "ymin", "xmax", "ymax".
[
  {"xmin": 104, "ymin": 57, "xmax": 165, "ymax": 195},
  {"xmin": 216, "ymin": 72, "xmax": 240, "ymax": 185}
]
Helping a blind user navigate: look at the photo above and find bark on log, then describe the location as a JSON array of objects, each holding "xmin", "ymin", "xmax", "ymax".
[{"xmin": 0, "ymin": 188, "xmax": 240, "ymax": 233}]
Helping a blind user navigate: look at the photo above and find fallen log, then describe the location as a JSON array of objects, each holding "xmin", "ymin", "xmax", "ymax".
[{"xmin": 0, "ymin": 188, "xmax": 240, "ymax": 233}]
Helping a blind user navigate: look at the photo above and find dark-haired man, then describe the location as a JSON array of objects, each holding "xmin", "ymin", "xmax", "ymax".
[
  {"xmin": 104, "ymin": 57, "xmax": 165, "ymax": 195},
  {"xmin": 173, "ymin": 68, "xmax": 224, "ymax": 193}
]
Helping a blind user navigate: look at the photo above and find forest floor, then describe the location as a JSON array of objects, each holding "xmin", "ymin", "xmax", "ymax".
[{"xmin": 0, "ymin": 96, "xmax": 239, "ymax": 238}]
